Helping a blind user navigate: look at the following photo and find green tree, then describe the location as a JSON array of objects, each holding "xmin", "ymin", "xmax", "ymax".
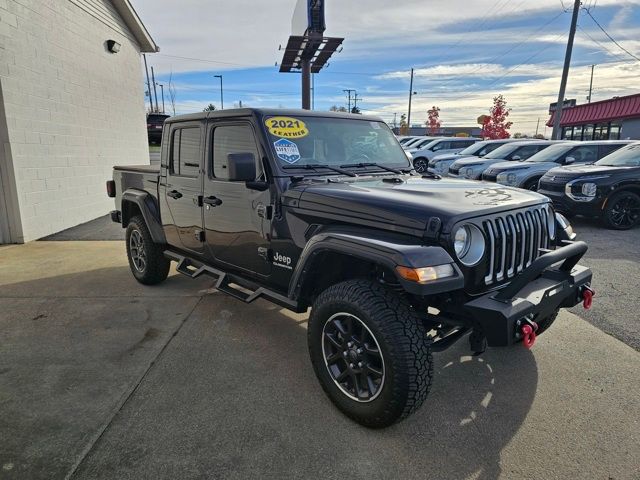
[
  {"xmin": 399, "ymin": 114, "xmax": 409, "ymax": 135},
  {"xmin": 203, "ymin": 103, "xmax": 217, "ymax": 112},
  {"xmin": 329, "ymin": 105, "xmax": 348, "ymax": 112}
]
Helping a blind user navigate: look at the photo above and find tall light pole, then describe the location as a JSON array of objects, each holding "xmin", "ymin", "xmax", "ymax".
[
  {"xmin": 214, "ymin": 75, "xmax": 224, "ymax": 110},
  {"xmin": 407, "ymin": 68, "xmax": 415, "ymax": 130},
  {"xmin": 157, "ymin": 83, "xmax": 165, "ymax": 113},
  {"xmin": 150, "ymin": 66, "xmax": 159, "ymax": 113},
  {"xmin": 587, "ymin": 64, "xmax": 595, "ymax": 103},
  {"xmin": 552, "ymin": 0, "xmax": 581, "ymax": 140}
]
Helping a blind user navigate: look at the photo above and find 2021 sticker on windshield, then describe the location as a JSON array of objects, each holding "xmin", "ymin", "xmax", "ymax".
[
  {"xmin": 274, "ymin": 139, "xmax": 301, "ymax": 164},
  {"xmin": 265, "ymin": 117, "xmax": 309, "ymax": 138}
]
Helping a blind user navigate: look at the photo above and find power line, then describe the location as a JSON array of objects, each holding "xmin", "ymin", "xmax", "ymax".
[{"xmin": 582, "ymin": 8, "xmax": 640, "ymax": 62}]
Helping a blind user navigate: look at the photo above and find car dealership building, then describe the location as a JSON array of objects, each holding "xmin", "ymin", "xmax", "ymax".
[
  {"xmin": 547, "ymin": 93, "xmax": 640, "ymax": 142},
  {"xmin": 0, "ymin": 0, "xmax": 156, "ymax": 243}
]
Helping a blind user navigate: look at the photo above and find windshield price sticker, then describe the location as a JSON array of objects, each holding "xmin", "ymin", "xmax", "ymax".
[
  {"xmin": 265, "ymin": 116, "xmax": 309, "ymax": 138},
  {"xmin": 273, "ymin": 139, "xmax": 301, "ymax": 164}
]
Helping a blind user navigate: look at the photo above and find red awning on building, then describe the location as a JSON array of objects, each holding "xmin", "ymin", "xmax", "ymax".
[{"xmin": 547, "ymin": 93, "xmax": 640, "ymax": 127}]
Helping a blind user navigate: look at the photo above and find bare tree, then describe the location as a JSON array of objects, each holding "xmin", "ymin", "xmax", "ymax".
[{"xmin": 168, "ymin": 71, "xmax": 177, "ymax": 116}]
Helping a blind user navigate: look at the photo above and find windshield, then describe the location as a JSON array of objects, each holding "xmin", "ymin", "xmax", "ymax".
[
  {"xmin": 404, "ymin": 137, "xmax": 426, "ymax": 147},
  {"xmin": 264, "ymin": 115, "xmax": 411, "ymax": 169},
  {"xmin": 483, "ymin": 143, "xmax": 521, "ymax": 159},
  {"xmin": 458, "ymin": 141, "xmax": 500, "ymax": 156},
  {"xmin": 524, "ymin": 144, "xmax": 573, "ymax": 162},
  {"xmin": 596, "ymin": 143, "xmax": 640, "ymax": 167}
]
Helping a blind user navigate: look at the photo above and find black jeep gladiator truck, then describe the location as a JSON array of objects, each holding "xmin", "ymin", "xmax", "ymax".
[{"xmin": 108, "ymin": 109, "xmax": 593, "ymax": 428}]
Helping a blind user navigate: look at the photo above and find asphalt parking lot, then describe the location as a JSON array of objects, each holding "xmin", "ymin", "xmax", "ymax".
[{"xmin": 1, "ymin": 222, "xmax": 638, "ymax": 480}]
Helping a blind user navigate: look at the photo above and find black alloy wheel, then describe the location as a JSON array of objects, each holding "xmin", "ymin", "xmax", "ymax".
[
  {"xmin": 413, "ymin": 158, "xmax": 428, "ymax": 173},
  {"xmin": 322, "ymin": 312, "xmax": 385, "ymax": 402},
  {"xmin": 604, "ymin": 191, "xmax": 640, "ymax": 230}
]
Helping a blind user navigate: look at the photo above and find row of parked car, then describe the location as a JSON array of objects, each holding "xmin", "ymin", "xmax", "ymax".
[{"xmin": 397, "ymin": 135, "xmax": 640, "ymax": 230}]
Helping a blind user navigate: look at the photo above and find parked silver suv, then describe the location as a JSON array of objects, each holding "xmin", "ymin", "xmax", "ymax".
[
  {"xmin": 486, "ymin": 140, "xmax": 634, "ymax": 190},
  {"xmin": 431, "ymin": 138, "xmax": 522, "ymax": 176},
  {"xmin": 450, "ymin": 140, "xmax": 557, "ymax": 180},
  {"xmin": 411, "ymin": 137, "xmax": 479, "ymax": 173}
]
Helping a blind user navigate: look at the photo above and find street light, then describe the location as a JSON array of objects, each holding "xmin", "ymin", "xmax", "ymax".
[
  {"xmin": 214, "ymin": 75, "xmax": 224, "ymax": 110},
  {"xmin": 156, "ymin": 83, "xmax": 165, "ymax": 113}
]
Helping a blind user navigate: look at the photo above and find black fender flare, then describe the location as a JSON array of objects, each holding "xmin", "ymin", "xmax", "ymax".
[
  {"xmin": 288, "ymin": 229, "xmax": 464, "ymax": 301},
  {"xmin": 121, "ymin": 189, "xmax": 166, "ymax": 244}
]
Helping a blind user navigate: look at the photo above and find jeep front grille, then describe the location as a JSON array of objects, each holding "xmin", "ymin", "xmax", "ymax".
[{"xmin": 481, "ymin": 206, "xmax": 552, "ymax": 286}]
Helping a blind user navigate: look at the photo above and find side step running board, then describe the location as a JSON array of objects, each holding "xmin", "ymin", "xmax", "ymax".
[{"xmin": 164, "ymin": 251, "xmax": 302, "ymax": 312}]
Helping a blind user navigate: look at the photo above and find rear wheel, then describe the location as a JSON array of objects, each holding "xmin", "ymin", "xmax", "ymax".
[
  {"xmin": 413, "ymin": 157, "xmax": 428, "ymax": 173},
  {"xmin": 308, "ymin": 279, "xmax": 433, "ymax": 428},
  {"xmin": 126, "ymin": 215, "xmax": 170, "ymax": 285},
  {"xmin": 603, "ymin": 191, "xmax": 640, "ymax": 230}
]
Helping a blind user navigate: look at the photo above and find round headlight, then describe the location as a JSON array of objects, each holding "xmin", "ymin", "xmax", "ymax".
[
  {"xmin": 454, "ymin": 226, "xmax": 469, "ymax": 257},
  {"xmin": 453, "ymin": 224, "xmax": 485, "ymax": 266}
]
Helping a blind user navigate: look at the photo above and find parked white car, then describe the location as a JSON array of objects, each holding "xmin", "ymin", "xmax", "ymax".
[{"xmin": 410, "ymin": 137, "xmax": 479, "ymax": 173}]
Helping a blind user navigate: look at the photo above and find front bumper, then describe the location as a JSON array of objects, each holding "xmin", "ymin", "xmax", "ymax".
[{"xmin": 463, "ymin": 241, "xmax": 592, "ymax": 347}]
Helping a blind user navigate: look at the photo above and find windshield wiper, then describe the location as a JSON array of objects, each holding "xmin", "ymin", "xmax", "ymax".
[
  {"xmin": 340, "ymin": 162, "xmax": 405, "ymax": 174},
  {"xmin": 281, "ymin": 164, "xmax": 357, "ymax": 177}
]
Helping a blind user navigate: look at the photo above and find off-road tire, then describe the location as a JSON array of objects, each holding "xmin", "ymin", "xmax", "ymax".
[
  {"xmin": 412, "ymin": 157, "xmax": 429, "ymax": 173},
  {"xmin": 125, "ymin": 215, "xmax": 170, "ymax": 285},
  {"xmin": 308, "ymin": 279, "xmax": 433, "ymax": 428},
  {"xmin": 602, "ymin": 191, "xmax": 640, "ymax": 230},
  {"xmin": 535, "ymin": 310, "xmax": 559, "ymax": 336}
]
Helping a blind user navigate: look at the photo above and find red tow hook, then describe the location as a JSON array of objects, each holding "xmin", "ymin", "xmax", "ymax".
[
  {"xmin": 521, "ymin": 321, "xmax": 539, "ymax": 349},
  {"xmin": 581, "ymin": 285, "xmax": 595, "ymax": 310}
]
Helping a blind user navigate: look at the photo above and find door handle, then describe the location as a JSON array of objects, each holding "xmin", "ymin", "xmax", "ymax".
[
  {"xmin": 203, "ymin": 196, "xmax": 223, "ymax": 207},
  {"xmin": 167, "ymin": 190, "xmax": 182, "ymax": 199}
]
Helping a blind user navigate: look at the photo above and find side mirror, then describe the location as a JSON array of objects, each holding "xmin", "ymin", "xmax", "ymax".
[
  {"xmin": 511, "ymin": 155, "xmax": 521, "ymax": 161},
  {"xmin": 565, "ymin": 156, "xmax": 576, "ymax": 164},
  {"xmin": 227, "ymin": 153, "xmax": 256, "ymax": 181}
]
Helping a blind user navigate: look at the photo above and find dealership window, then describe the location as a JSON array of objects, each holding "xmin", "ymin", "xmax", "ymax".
[
  {"xmin": 593, "ymin": 123, "xmax": 609, "ymax": 140},
  {"xmin": 562, "ymin": 126, "xmax": 573, "ymax": 140},
  {"xmin": 582, "ymin": 124, "xmax": 594, "ymax": 141},
  {"xmin": 609, "ymin": 123, "xmax": 621, "ymax": 140},
  {"xmin": 572, "ymin": 125, "xmax": 584, "ymax": 141}
]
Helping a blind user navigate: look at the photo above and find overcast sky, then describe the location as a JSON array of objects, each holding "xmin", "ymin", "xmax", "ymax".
[{"xmin": 133, "ymin": 0, "xmax": 640, "ymax": 135}]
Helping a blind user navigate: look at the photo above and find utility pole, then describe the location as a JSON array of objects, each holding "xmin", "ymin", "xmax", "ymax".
[
  {"xmin": 214, "ymin": 75, "xmax": 224, "ymax": 110},
  {"xmin": 150, "ymin": 66, "xmax": 159, "ymax": 113},
  {"xmin": 343, "ymin": 89, "xmax": 355, "ymax": 112},
  {"xmin": 552, "ymin": 0, "xmax": 580, "ymax": 140},
  {"xmin": 143, "ymin": 54, "xmax": 153, "ymax": 112},
  {"xmin": 407, "ymin": 68, "xmax": 415, "ymax": 130},
  {"xmin": 311, "ymin": 73, "xmax": 315, "ymax": 110},
  {"xmin": 352, "ymin": 92, "xmax": 362, "ymax": 113},
  {"xmin": 535, "ymin": 117, "xmax": 540, "ymax": 136},
  {"xmin": 587, "ymin": 64, "xmax": 595, "ymax": 103},
  {"xmin": 393, "ymin": 113, "xmax": 398, "ymax": 129},
  {"xmin": 157, "ymin": 83, "xmax": 165, "ymax": 113}
]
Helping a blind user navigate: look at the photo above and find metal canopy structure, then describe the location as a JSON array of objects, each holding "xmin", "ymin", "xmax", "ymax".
[
  {"xmin": 279, "ymin": 0, "xmax": 343, "ymax": 110},
  {"xmin": 279, "ymin": 35, "xmax": 343, "ymax": 74}
]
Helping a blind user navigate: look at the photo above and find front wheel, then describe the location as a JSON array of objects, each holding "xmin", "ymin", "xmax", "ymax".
[
  {"xmin": 412, "ymin": 157, "xmax": 429, "ymax": 173},
  {"xmin": 308, "ymin": 279, "xmax": 433, "ymax": 428},
  {"xmin": 603, "ymin": 191, "xmax": 640, "ymax": 230},
  {"xmin": 523, "ymin": 177, "xmax": 540, "ymax": 191}
]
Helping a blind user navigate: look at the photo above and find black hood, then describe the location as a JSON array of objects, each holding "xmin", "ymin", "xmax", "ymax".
[
  {"xmin": 290, "ymin": 175, "xmax": 549, "ymax": 234},
  {"xmin": 544, "ymin": 163, "xmax": 640, "ymax": 181}
]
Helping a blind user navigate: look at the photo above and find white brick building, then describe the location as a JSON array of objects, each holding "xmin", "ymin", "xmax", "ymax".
[{"xmin": 0, "ymin": 0, "xmax": 157, "ymax": 243}]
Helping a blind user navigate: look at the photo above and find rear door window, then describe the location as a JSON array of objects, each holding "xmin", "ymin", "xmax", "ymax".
[{"xmin": 170, "ymin": 127, "xmax": 201, "ymax": 177}]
